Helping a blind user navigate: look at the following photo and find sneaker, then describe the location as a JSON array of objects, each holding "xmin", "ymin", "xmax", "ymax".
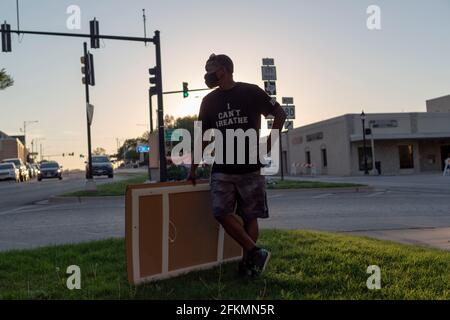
[{"xmin": 248, "ymin": 248, "xmax": 271, "ymax": 276}]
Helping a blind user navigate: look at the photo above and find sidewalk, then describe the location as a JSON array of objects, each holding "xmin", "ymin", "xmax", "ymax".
[
  {"xmin": 277, "ymin": 173, "xmax": 450, "ymax": 193},
  {"xmin": 348, "ymin": 227, "xmax": 450, "ymax": 251}
]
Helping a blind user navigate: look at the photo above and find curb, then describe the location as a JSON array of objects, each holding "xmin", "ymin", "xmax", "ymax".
[
  {"xmin": 267, "ymin": 186, "xmax": 376, "ymax": 193},
  {"xmin": 49, "ymin": 195, "xmax": 125, "ymax": 204}
]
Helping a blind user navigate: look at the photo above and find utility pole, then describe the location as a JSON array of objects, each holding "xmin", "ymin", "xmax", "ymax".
[{"xmin": 22, "ymin": 120, "xmax": 38, "ymax": 150}]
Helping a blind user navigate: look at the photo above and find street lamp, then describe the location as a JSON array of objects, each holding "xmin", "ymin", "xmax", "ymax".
[{"xmin": 360, "ymin": 111, "xmax": 369, "ymax": 175}]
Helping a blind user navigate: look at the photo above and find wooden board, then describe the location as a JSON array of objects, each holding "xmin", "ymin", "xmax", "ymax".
[{"xmin": 125, "ymin": 180, "xmax": 242, "ymax": 284}]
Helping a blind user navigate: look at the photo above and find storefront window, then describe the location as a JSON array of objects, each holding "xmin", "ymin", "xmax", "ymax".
[
  {"xmin": 399, "ymin": 145, "xmax": 414, "ymax": 169},
  {"xmin": 321, "ymin": 148, "xmax": 328, "ymax": 168}
]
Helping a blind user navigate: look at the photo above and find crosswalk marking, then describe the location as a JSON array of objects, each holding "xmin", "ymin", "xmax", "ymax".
[{"xmin": 312, "ymin": 193, "xmax": 333, "ymax": 199}]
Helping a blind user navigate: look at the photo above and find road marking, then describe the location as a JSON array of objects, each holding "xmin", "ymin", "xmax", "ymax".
[
  {"xmin": 312, "ymin": 193, "xmax": 333, "ymax": 199},
  {"xmin": 0, "ymin": 206, "xmax": 32, "ymax": 216},
  {"xmin": 365, "ymin": 192, "xmax": 385, "ymax": 198}
]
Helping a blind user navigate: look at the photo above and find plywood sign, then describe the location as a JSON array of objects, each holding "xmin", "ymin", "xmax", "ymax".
[{"xmin": 125, "ymin": 180, "xmax": 242, "ymax": 285}]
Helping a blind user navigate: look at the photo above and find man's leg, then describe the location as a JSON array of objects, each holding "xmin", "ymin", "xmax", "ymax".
[
  {"xmin": 243, "ymin": 218, "xmax": 259, "ymax": 260},
  {"xmin": 216, "ymin": 214, "xmax": 255, "ymax": 252},
  {"xmin": 244, "ymin": 218, "xmax": 259, "ymax": 243}
]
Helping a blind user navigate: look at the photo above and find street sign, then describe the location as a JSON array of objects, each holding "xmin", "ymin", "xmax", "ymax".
[
  {"xmin": 264, "ymin": 81, "xmax": 277, "ymax": 96},
  {"xmin": 282, "ymin": 97, "xmax": 294, "ymax": 105},
  {"xmin": 261, "ymin": 66, "xmax": 277, "ymax": 81},
  {"xmin": 284, "ymin": 121, "xmax": 294, "ymax": 130},
  {"xmin": 267, "ymin": 120, "xmax": 274, "ymax": 129},
  {"xmin": 136, "ymin": 145, "xmax": 150, "ymax": 153},
  {"xmin": 165, "ymin": 129, "xmax": 183, "ymax": 141},
  {"xmin": 262, "ymin": 58, "xmax": 275, "ymax": 66},
  {"xmin": 86, "ymin": 103, "xmax": 94, "ymax": 125},
  {"xmin": 282, "ymin": 105, "xmax": 296, "ymax": 120}
]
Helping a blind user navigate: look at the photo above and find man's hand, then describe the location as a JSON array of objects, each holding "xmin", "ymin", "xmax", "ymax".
[{"xmin": 187, "ymin": 167, "xmax": 197, "ymax": 186}]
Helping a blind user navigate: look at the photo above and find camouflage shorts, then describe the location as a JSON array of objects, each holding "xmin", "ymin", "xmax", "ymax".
[{"xmin": 209, "ymin": 171, "xmax": 269, "ymax": 221}]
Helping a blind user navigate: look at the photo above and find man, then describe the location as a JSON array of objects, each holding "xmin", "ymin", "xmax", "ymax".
[{"xmin": 188, "ymin": 54, "xmax": 286, "ymax": 277}]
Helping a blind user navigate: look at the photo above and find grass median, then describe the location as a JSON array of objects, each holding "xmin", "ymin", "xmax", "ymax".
[
  {"xmin": 266, "ymin": 179, "xmax": 365, "ymax": 190},
  {"xmin": 1, "ymin": 229, "xmax": 449, "ymax": 300},
  {"xmin": 62, "ymin": 175, "xmax": 364, "ymax": 197},
  {"xmin": 62, "ymin": 174, "xmax": 148, "ymax": 197}
]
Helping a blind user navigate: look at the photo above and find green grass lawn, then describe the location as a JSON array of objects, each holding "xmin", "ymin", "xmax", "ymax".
[
  {"xmin": 62, "ymin": 175, "xmax": 148, "ymax": 197},
  {"xmin": 267, "ymin": 179, "xmax": 365, "ymax": 190},
  {"xmin": 1, "ymin": 230, "xmax": 449, "ymax": 300}
]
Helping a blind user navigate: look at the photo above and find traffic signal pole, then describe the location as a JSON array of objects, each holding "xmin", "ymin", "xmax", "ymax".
[
  {"xmin": 1, "ymin": 22, "xmax": 173, "ymax": 182},
  {"xmin": 83, "ymin": 42, "xmax": 94, "ymax": 181},
  {"xmin": 154, "ymin": 31, "xmax": 167, "ymax": 182}
]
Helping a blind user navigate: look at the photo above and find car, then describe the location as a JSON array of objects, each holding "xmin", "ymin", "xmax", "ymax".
[
  {"xmin": 26, "ymin": 163, "xmax": 36, "ymax": 179},
  {"xmin": 86, "ymin": 155, "xmax": 114, "ymax": 178},
  {"xmin": 38, "ymin": 161, "xmax": 63, "ymax": 181},
  {"xmin": 1, "ymin": 158, "xmax": 29, "ymax": 182},
  {"xmin": 0, "ymin": 162, "xmax": 20, "ymax": 182},
  {"xmin": 32, "ymin": 164, "xmax": 40, "ymax": 177}
]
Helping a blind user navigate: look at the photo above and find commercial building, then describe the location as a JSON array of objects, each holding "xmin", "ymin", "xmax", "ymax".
[
  {"xmin": 0, "ymin": 131, "xmax": 27, "ymax": 163},
  {"xmin": 281, "ymin": 97, "xmax": 450, "ymax": 176}
]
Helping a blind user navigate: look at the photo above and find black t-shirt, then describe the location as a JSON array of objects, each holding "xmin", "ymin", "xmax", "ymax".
[{"xmin": 198, "ymin": 82, "xmax": 280, "ymax": 174}]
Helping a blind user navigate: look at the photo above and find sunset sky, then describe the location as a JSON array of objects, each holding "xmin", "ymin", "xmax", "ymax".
[{"xmin": 1, "ymin": 0, "xmax": 450, "ymax": 169}]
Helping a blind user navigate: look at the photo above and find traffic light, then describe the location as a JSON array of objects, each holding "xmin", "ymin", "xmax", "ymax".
[
  {"xmin": 149, "ymin": 67, "xmax": 158, "ymax": 96},
  {"xmin": 81, "ymin": 52, "xmax": 95, "ymax": 86},
  {"xmin": 89, "ymin": 18, "xmax": 100, "ymax": 49},
  {"xmin": 1, "ymin": 22, "xmax": 12, "ymax": 53},
  {"xmin": 183, "ymin": 82, "xmax": 189, "ymax": 98}
]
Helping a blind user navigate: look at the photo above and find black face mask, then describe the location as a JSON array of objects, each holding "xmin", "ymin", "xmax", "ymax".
[{"xmin": 204, "ymin": 72, "xmax": 220, "ymax": 89}]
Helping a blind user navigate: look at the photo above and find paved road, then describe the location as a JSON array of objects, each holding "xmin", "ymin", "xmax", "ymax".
[
  {"xmin": 1, "ymin": 185, "xmax": 449, "ymax": 252},
  {"xmin": 0, "ymin": 170, "xmax": 137, "ymax": 214}
]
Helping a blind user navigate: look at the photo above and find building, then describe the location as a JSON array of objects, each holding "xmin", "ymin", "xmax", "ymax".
[
  {"xmin": 426, "ymin": 94, "xmax": 450, "ymax": 113},
  {"xmin": 281, "ymin": 99, "xmax": 450, "ymax": 176},
  {"xmin": 0, "ymin": 131, "xmax": 27, "ymax": 163}
]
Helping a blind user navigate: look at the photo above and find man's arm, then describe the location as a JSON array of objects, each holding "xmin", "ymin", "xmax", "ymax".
[
  {"xmin": 266, "ymin": 105, "xmax": 287, "ymax": 155},
  {"xmin": 187, "ymin": 140, "xmax": 209, "ymax": 186},
  {"xmin": 188, "ymin": 99, "xmax": 211, "ymax": 185}
]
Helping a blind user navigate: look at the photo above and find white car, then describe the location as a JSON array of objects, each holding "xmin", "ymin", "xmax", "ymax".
[{"xmin": 0, "ymin": 162, "xmax": 20, "ymax": 182}]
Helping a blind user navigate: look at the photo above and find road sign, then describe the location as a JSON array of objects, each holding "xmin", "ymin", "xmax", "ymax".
[
  {"xmin": 86, "ymin": 103, "xmax": 94, "ymax": 125},
  {"xmin": 282, "ymin": 105, "xmax": 295, "ymax": 119},
  {"xmin": 261, "ymin": 66, "xmax": 277, "ymax": 81},
  {"xmin": 262, "ymin": 58, "xmax": 275, "ymax": 66},
  {"xmin": 284, "ymin": 121, "xmax": 294, "ymax": 130},
  {"xmin": 264, "ymin": 81, "xmax": 276, "ymax": 96},
  {"xmin": 282, "ymin": 97, "xmax": 294, "ymax": 105},
  {"xmin": 165, "ymin": 129, "xmax": 183, "ymax": 141},
  {"xmin": 267, "ymin": 120, "xmax": 274, "ymax": 129},
  {"xmin": 136, "ymin": 145, "xmax": 150, "ymax": 153}
]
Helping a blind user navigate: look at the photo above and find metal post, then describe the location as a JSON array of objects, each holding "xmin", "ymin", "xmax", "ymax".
[
  {"xmin": 154, "ymin": 30, "xmax": 167, "ymax": 182},
  {"xmin": 83, "ymin": 42, "xmax": 94, "ymax": 181},
  {"xmin": 362, "ymin": 118, "xmax": 369, "ymax": 175},
  {"xmin": 147, "ymin": 89, "xmax": 153, "ymax": 181},
  {"xmin": 279, "ymin": 129, "xmax": 284, "ymax": 180},
  {"xmin": 149, "ymin": 89, "xmax": 154, "ymax": 133},
  {"xmin": 370, "ymin": 123, "xmax": 377, "ymax": 175}
]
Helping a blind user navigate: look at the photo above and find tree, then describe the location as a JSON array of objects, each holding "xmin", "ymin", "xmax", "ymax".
[
  {"xmin": 164, "ymin": 115, "xmax": 175, "ymax": 128},
  {"xmin": 93, "ymin": 147, "xmax": 107, "ymax": 155},
  {"xmin": 0, "ymin": 69, "xmax": 14, "ymax": 90}
]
